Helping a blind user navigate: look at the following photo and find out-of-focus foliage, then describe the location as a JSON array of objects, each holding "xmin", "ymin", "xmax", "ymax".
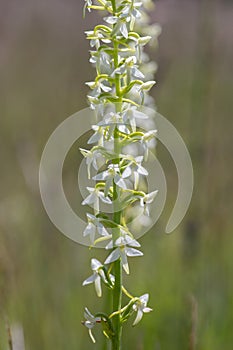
[{"xmin": 0, "ymin": 0, "xmax": 233, "ymax": 349}]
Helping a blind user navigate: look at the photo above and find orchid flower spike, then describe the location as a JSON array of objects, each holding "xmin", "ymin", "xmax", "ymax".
[{"xmin": 81, "ymin": 0, "xmax": 161, "ymax": 345}]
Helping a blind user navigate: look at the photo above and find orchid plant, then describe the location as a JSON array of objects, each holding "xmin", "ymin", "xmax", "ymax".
[{"xmin": 81, "ymin": 0, "xmax": 161, "ymax": 348}]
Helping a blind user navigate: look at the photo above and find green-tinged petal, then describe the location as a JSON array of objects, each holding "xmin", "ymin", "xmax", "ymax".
[
  {"xmin": 120, "ymin": 249, "xmax": 130, "ymax": 274},
  {"xmin": 94, "ymin": 276, "xmax": 102, "ymax": 297},
  {"xmin": 134, "ymin": 171, "xmax": 139, "ymax": 190},
  {"xmin": 133, "ymin": 309, "xmax": 143, "ymax": 326},
  {"xmin": 105, "ymin": 176, "xmax": 113, "ymax": 197}
]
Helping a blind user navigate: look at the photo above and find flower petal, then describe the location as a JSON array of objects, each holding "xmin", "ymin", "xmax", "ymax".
[
  {"xmin": 143, "ymin": 307, "xmax": 153, "ymax": 313},
  {"xmin": 120, "ymin": 22, "xmax": 128, "ymax": 38},
  {"xmin": 90, "ymin": 230, "xmax": 95, "ymax": 244},
  {"xmin": 83, "ymin": 223, "xmax": 95, "ymax": 237},
  {"xmin": 137, "ymin": 165, "xmax": 148, "ymax": 176},
  {"xmin": 88, "ymin": 329, "xmax": 96, "ymax": 343},
  {"xmin": 105, "ymin": 240, "xmax": 114, "ymax": 250},
  {"xmin": 94, "ymin": 276, "xmax": 102, "ymax": 297},
  {"xmin": 146, "ymin": 190, "xmax": 158, "ymax": 203},
  {"xmin": 140, "ymin": 293, "xmax": 149, "ymax": 304},
  {"xmin": 134, "ymin": 171, "xmax": 139, "ymax": 190},
  {"xmin": 84, "ymin": 307, "xmax": 94, "ymax": 321},
  {"xmin": 122, "ymin": 166, "xmax": 132, "ymax": 178},
  {"xmin": 91, "ymin": 258, "xmax": 102, "ymax": 271},
  {"xmin": 88, "ymin": 131, "xmax": 102, "ymax": 144},
  {"xmin": 104, "ymin": 248, "xmax": 120, "ymax": 264},
  {"xmin": 120, "ymin": 249, "xmax": 129, "ymax": 274},
  {"xmin": 133, "ymin": 110, "xmax": 148, "ymax": 120},
  {"xmin": 82, "ymin": 274, "xmax": 96, "ymax": 286},
  {"xmin": 104, "ymin": 16, "xmax": 118, "ymax": 24},
  {"xmin": 100, "ymin": 83, "xmax": 112, "ymax": 93},
  {"xmin": 93, "ymin": 171, "xmax": 108, "ymax": 181},
  {"xmin": 133, "ymin": 309, "xmax": 143, "ymax": 326},
  {"xmin": 97, "ymin": 224, "xmax": 110, "ymax": 237},
  {"xmin": 132, "ymin": 67, "xmax": 145, "ymax": 79},
  {"xmin": 124, "ymin": 236, "xmax": 141, "ymax": 247},
  {"xmin": 82, "ymin": 192, "xmax": 95, "ymax": 205},
  {"xmin": 104, "ymin": 176, "xmax": 113, "ymax": 197},
  {"xmin": 125, "ymin": 247, "xmax": 143, "ymax": 257},
  {"xmin": 99, "ymin": 191, "xmax": 112, "ymax": 204},
  {"xmin": 114, "ymin": 175, "xmax": 127, "ymax": 189}
]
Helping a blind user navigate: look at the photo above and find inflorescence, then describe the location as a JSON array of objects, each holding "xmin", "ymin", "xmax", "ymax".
[{"xmin": 81, "ymin": 0, "xmax": 161, "ymax": 345}]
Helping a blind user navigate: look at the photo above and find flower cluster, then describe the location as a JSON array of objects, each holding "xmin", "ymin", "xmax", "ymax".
[{"xmin": 81, "ymin": 0, "xmax": 160, "ymax": 346}]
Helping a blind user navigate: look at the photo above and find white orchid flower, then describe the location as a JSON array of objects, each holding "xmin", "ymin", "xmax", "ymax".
[
  {"xmin": 86, "ymin": 31, "xmax": 111, "ymax": 49},
  {"xmin": 132, "ymin": 156, "xmax": 149, "ymax": 189},
  {"xmin": 103, "ymin": 16, "xmax": 118, "ymax": 25},
  {"xmin": 80, "ymin": 148, "xmax": 105, "ymax": 179},
  {"xmin": 140, "ymin": 190, "xmax": 158, "ymax": 216},
  {"xmin": 93, "ymin": 164, "xmax": 131, "ymax": 197},
  {"xmin": 122, "ymin": 107, "xmax": 148, "ymax": 132},
  {"xmin": 83, "ymin": 307, "xmax": 101, "ymax": 343},
  {"xmin": 97, "ymin": 111, "xmax": 123, "ymax": 137},
  {"xmin": 137, "ymin": 80, "xmax": 156, "ymax": 102},
  {"xmin": 83, "ymin": 213, "xmax": 111, "ymax": 244},
  {"xmin": 141, "ymin": 129, "xmax": 157, "ymax": 160},
  {"xmin": 104, "ymin": 235, "xmax": 143, "ymax": 274},
  {"xmin": 97, "ymin": 111, "xmax": 130, "ymax": 136},
  {"xmin": 82, "ymin": 187, "xmax": 112, "ymax": 213},
  {"xmin": 86, "ymin": 79, "xmax": 112, "ymax": 95},
  {"xmin": 119, "ymin": 21, "xmax": 129, "ymax": 39},
  {"xmin": 83, "ymin": 258, "xmax": 105, "ymax": 297},
  {"xmin": 133, "ymin": 294, "xmax": 153, "ymax": 326},
  {"xmin": 88, "ymin": 125, "xmax": 105, "ymax": 145},
  {"xmin": 104, "ymin": 16, "xmax": 129, "ymax": 39},
  {"xmin": 90, "ymin": 51, "xmax": 113, "ymax": 75},
  {"xmin": 120, "ymin": 3, "xmax": 142, "ymax": 31}
]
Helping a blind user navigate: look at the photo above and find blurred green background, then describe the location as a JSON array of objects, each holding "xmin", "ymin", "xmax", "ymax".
[{"xmin": 0, "ymin": 0, "xmax": 233, "ymax": 349}]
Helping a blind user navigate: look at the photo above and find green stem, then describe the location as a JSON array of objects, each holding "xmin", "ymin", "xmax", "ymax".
[
  {"xmin": 111, "ymin": 136, "xmax": 122, "ymax": 350},
  {"xmin": 111, "ymin": 0, "xmax": 117, "ymax": 14},
  {"xmin": 112, "ymin": 254, "xmax": 122, "ymax": 350},
  {"xmin": 112, "ymin": 73, "xmax": 123, "ymax": 350},
  {"xmin": 111, "ymin": 2, "xmax": 123, "ymax": 348}
]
